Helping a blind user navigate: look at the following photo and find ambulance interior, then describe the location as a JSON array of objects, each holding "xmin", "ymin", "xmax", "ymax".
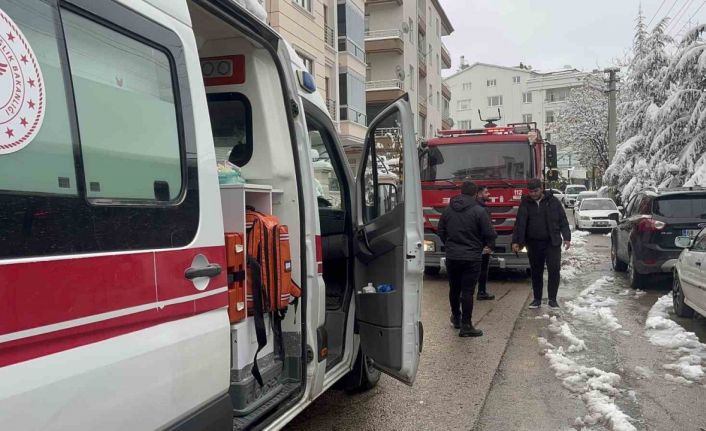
[{"xmin": 188, "ymin": 2, "xmax": 304, "ymax": 425}]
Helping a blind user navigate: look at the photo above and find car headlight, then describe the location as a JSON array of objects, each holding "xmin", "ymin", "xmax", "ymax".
[
  {"xmin": 520, "ymin": 246, "xmax": 527, "ymax": 253},
  {"xmin": 423, "ymin": 240, "xmax": 436, "ymax": 252}
]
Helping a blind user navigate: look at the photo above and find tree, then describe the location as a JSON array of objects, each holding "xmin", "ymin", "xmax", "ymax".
[{"xmin": 551, "ymin": 80, "xmax": 610, "ymax": 173}]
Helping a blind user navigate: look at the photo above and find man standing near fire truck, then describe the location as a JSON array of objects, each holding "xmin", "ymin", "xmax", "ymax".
[
  {"xmin": 511, "ymin": 179, "xmax": 571, "ymax": 309},
  {"xmin": 438, "ymin": 181, "xmax": 497, "ymax": 337}
]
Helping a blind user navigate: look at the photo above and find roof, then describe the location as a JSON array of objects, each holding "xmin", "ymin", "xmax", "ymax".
[
  {"xmin": 430, "ymin": 0, "xmax": 454, "ymax": 35},
  {"xmin": 444, "ymin": 62, "xmax": 537, "ymax": 81}
]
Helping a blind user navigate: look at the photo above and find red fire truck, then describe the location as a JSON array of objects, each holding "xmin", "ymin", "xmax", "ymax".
[{"xmin": 419, "ymin": 123, "xmax": 554, "ymax": 275}]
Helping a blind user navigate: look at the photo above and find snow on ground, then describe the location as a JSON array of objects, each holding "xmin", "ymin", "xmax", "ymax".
[
  {"xmin": 645, "ymin": 294, "xmax": 706, "ymax": 385},
  {"xmin": 539, "ymin": 342, "xmax": 636, "ymax": 431},
  {"xmin": 566, "ymin": 277, "xmax": 623, "ymax": 331},
  {"xmin": 549, "ymin": 316, "xmax": 587, "ymax": 352},
  {"xmin": 561, "ymin": 230, "xmax": 601, "ymax": 281}
]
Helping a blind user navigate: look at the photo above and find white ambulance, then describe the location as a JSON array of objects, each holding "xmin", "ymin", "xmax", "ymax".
[{"xmin": 0, "ymin": 0, "xmax": 424, "ymax": 430}]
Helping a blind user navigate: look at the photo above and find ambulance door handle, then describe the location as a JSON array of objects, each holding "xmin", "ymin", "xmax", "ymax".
[{"xmin": 185, "ymin": 263, "xmax": 222, "ymax": 280}]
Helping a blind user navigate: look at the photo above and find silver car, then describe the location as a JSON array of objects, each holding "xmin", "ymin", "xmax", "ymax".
[{"xmin": 673, "ymin": 228, "xmax": 706, "ymax": 318}]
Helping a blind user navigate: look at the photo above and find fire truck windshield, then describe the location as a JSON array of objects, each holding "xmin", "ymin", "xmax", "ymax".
[{"xmin": 420, "ymin": 142, "xmax": 533, "ymax": 181}]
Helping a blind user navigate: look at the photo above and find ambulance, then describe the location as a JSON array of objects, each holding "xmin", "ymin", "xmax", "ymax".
[{"xmin": 0, "ymin": 0, "xmax": 424, "ymax": 429}]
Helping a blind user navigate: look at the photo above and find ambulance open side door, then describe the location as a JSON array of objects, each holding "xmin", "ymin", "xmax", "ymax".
[{"xmin": 353, "ymin": 95, "xmax": 424, "ymax": 385}]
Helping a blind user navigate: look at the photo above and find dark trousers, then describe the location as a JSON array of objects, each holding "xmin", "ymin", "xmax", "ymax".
[
  {"xmin": 477, "ymin": 253, "xmax": 490, "ymax": 294},
  {"xmin": 446, "ymin": 259, "xmax": 481, "ymax": 324},
  {"xmin": 526, "ymin": 240, "xmax": 561, "ymax": 301}
]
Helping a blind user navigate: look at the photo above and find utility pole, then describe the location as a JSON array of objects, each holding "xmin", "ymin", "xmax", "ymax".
[{"xmin": 604, "ymin": 67, "xmax": 620, "ymax": 162}]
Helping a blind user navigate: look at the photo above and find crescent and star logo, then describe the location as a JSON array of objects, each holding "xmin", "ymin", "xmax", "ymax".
[{"xmin": 0, "ymin": 9, "xmax": 45, "ymax": 155}]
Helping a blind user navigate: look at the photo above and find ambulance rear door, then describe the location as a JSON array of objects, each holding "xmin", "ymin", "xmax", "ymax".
[{"xmin": 353, "ymin": 95, "xmax": 423, "ymax": 385}]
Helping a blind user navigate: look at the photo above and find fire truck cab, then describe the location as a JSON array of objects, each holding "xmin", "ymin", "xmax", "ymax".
[
  {"xmin": 0, "ymin": 1, "xmax": 424, "ymax": 430},
  {"xmin": 419, "ymin": 124, "xmax": 547, "ymax": 274}
]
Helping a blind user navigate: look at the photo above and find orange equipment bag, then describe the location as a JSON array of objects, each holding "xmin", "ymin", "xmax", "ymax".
[{"xmin": 224, "ymin": 232, "xmax": 246, "ymax": 323}]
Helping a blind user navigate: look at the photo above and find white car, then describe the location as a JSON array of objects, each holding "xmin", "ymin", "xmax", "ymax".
[
  {"xmin": 549, "ymin": 188, "xmax": 564, "ymax": 201},
  {"xmin": 575, "ymin": 198, "xmax": 621, "ymax": 230},
  {"xmin": 673, "ymin": 228, "xmax": 706, "ymax": 318},
  {"xmin": 563, "ymin": 184, "xmax": 588, "ymax": 208}
]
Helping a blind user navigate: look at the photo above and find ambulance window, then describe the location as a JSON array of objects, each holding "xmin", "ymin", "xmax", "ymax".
[
  {"xmin": 0, "ymin": 0, "xmax": 77, "ymax": 196},
  {"xmin": 62, "ymin": 9, "xmax": 183, "ymax": 202},
  {"xmin": 207, "ymin": 93, "xmax": 253, "ymax": 167},
  {"xmin": 308, "ymin": 122, "xmax": 343, "ymax": 211}
]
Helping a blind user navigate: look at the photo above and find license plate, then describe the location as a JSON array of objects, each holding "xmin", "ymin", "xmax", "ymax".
[
  {"xmin": 683, "ymin": 229, "xmax": 700, "ymax": 238},
  {"xmin": 594, "ymin": 221, "xmax": 609, "ymax": 226}
]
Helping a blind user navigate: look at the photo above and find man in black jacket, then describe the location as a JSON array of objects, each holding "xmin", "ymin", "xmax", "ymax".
[
  {"xmin": 438, "ymin": 181, "xmax": 497, "ymax": 337},
  {"xmin": 511, "ymin": 179, "xmax": 571, "ymax": 309},
  {"xmin": 476, "ymin": 185, "xmax": 495, "ymax": 301}
]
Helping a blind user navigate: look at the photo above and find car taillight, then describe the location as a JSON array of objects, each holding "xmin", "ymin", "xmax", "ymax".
[{"xmin": 638, "ymin": 218, "xmax": 666, "ymax": 232}]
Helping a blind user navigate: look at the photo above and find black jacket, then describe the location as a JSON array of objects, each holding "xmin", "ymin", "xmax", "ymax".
[
  {"xmin": 512, "ymin": 192, "xmax": 571, "ymax": 247},
  {"xmin": 438, "ymin": 194, "xmax": 497, "ymax": 261}
]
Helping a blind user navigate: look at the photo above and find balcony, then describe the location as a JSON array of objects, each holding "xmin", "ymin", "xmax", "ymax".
[
  {"xmin": 325, "ymin": 25, "xmax": 335, "ymax": 49},
  {"xmin": 365, "ymin": 29, "xmax": 404, "ymax": 55},
  {"xmin": 442, "ymin": 116, "xmax": 453, "ymax": 130},
  {"xmin": 418, "ymin": 98, "xmax": 427, "ymax": 117},
  {"xmin": 366, "ymin": 0, "xmax": 403, "ymax": 5},
  {"xmin": 418, "ymin": 51, "xmax": 427, "ymax": 77},
  {"xmin": 326, "ymin": 99, "xmax": 337, "ymax": 121},
  {"xmin": 366, "ymin": 79, "xmax": 405, "ymax": 104},
  {"xmin": 441, "ymin": 44, "xmax": 452, "ymax": 69},
  {"xmin": 442, "ymin": 82, "xmax": 451, "ymax": 99}
]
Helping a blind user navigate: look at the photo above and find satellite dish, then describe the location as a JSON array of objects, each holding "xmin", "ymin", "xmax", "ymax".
[
  {"xmin": 401, "ymin": 21, "xmax": 410, "ymax": 34},
  {"xmin": 396, "ymin": 65, "xmax": 406, "ymax": 81}
]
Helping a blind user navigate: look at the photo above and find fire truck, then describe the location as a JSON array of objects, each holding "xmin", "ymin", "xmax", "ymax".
[{"xmin": 418, "ymin": 121, "xmax": 557, "ymax": 274}]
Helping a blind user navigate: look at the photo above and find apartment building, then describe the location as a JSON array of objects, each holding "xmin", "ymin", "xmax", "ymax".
[
  {"xmin": 365, "ymin": 0, "xmax": 454, "ymax": 142},
  {"xmin": 265, "ymin": 0, "xmax": 367, "ymax": 149},
  {"xmin": 445, "ymin": 64, "xmax": 598, "ymax": 139}
]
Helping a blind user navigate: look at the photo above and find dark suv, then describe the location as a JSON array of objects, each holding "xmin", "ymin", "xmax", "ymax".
[{"xmin": 611, "ymin": 187, "xmax": 706, "ymax": 288}]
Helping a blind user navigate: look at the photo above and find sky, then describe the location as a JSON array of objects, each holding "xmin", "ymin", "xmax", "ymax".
[{"xmin": 439, "ymin": 0, "xmax": 706, "ymax": 76}]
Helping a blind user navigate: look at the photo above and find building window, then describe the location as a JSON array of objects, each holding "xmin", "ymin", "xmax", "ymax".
[
  {"xmin": 462, "ymin": 82, "xmax": 472, "ymax": 91},
  {"xmin": 297, "ymin": 51, "xmax": 314, "ymax": 74},
  {"xmin": 522, "ymin": 113, "xmax": 533, "ymax": 123},
  {"xmin": 486, "ymin": 79, "xmax": 497, "ymax": 87},
  {"xmin": 436, "ymin": 18, "xmax": 440, "ymax": 37},
  {"xmin": 546, "ymin": 111, "xmax": 555, "ymax": 123},
  {"xmin": 409, "ymin": 65, "xmax": 415, "ymax": 90},
  {"xmin": 429, "ymin": 84, "xmax": 432, "ymax": 101},
  {"xmin": 513, "ymin": 76, "xmax": 521, "ymax": 84},
  {"xmin": 409, "ymin": 18, "xmax": 414, "ymax": 43},
  {"xmin": 546, "ymin": 132, "xmax": 552, "ymax": 141},
  {"xmin": 436, "ymin": 91, "xmax": 440, "ymax": 108},
  {"xmin": 546, "ymin": 88, "xmax": 569, "ymax": 103},
  {"xmin": 293, "ymin": 0, "xmax": 312, "ymax": 12},
  {"xmin": 458, "ymin": 120, "xmax": 472, "ymax": 129},
  {"xmin": 457, "ymin": 99, "xmax": 472, "ymax": 111},
  {"xmin": 487, "ymin": 95, "xmax": 503, "ymax": 107},
  {"xmin": 436, "ymin": 54, "xmax": 440, "ymax": 74},
  {"xmin": 523, "ymin": 91, "xmax": 533, "ymax": 103}
]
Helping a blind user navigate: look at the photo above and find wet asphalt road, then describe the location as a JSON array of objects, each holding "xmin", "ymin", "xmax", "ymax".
[{"xmin": 286, "ymin": 215, "xmax": 706, "ymax": 431}]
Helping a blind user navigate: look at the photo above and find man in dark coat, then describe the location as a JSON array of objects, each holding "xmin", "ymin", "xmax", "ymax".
[
  {"xmin": 476, "ymin": 185, "xmax": 495, "ymax": 300},
  {"xmin": 438, "ymin": 181, "xmax": 497, "ymax": 337},
  {"xmin": 512, "ymin": 179, "xmax": 571, "ymax": 309}
]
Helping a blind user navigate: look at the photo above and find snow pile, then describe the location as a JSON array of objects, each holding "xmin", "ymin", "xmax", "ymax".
[
  {"xmin": 645, "ymin": 294, "xmax": 706, "ymax": 384},
  {"xmin": 539, "ymin": 343, "xmax": 636, "ymax": 431},
  {"xmin": 561, "ymin": 230, "xmax": 600, "ymax": 281},
  {"xmin": 566, "ymin": 277, "xmax": 623, "ymax": 331},
  {"xmin": 634, "ymin": 366, "xmax": 653, "ymax": 379},
  {"xmin": 548, "ymin": 317, "xmax": 587, "ymax": 352}
]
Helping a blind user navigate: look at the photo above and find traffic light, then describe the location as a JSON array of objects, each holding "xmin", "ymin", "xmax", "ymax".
[{"xmin": 545, "ymin": 144, "xmax": 558, "ymax": 169}]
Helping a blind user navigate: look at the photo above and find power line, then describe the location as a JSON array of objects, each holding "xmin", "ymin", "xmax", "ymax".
[
  {"xmin": 659, "ymin": 0, "xmax": 684, "ymax": 26},
  {"xmin": 667, "ymin": 0, "xmax": 697, "ymax": 32},
  {"xmin": 648, "ymin": 0, "xmax": 669, "ymax": 26},
  {"xmin": 675, "ymin": 0, "xmax": 706, "ymax": 36}
]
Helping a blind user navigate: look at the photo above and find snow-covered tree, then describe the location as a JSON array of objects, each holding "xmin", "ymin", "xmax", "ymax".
[{"xmin": 552, "ymin": 80, "xmax": 610, "ymax": 173}]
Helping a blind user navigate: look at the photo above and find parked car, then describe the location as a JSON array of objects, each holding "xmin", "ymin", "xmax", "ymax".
[
  {"xmin": 573, "ymin": 191, "xmax": 599, "ymax": 216},
  {"xmin": 575, "ymin": 198, "xmax": 620, "ymax": 231},
  {"xmin": 550, "ymin": 188, "xmax": 564, "ymax": 201},
  {"xmin": 563, "ymin": 184, "xmax": 588, "ymax": 208},
  {"xmin": 673, "ymin": 228, "xmax": 706, "ymax": 318},
  {"xmin": 611, "ymin": 187, "xmax": 706, "ymax": 288}
]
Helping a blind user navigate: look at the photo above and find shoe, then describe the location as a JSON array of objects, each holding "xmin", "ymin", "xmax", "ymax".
[
  {"xmin": 528, "ymin": 299, "xmax": 542, "ymax": 309},
  {"xmin": 450, "ymin": 315, "xmax": 461, "ymax": 329},
  {"xmin": 548, "ymin": 300, "xmax": 560, "ymax": 309},
  {"xmin": 477, "ymin": 292, "xmax": 495, "ymax": 300},
  {"xmin": 459, "ymin": 324, "xmax": 483, "ymax": 337}
]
